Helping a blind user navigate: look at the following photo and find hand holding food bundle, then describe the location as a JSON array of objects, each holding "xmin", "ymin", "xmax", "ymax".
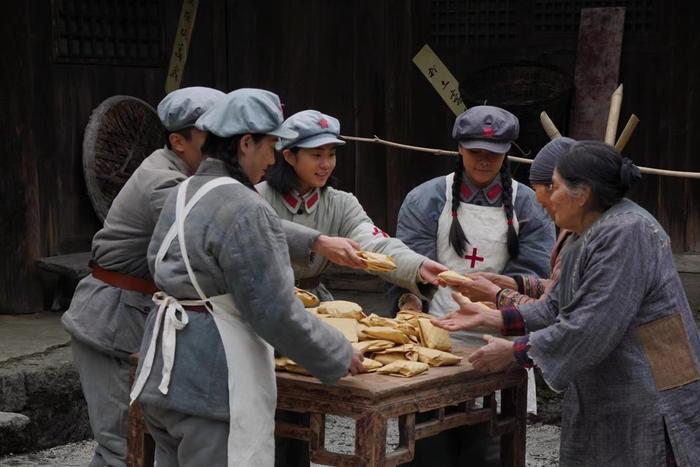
[{"xmin": 355, "ymin": 250, "xmax": 397, "ymax": 272}]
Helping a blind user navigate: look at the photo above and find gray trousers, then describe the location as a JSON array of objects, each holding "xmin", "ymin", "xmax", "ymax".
[
  {"xmin": 142, "ymin": 404, "xmax": 229, "ymax": 467},
  {"xmin": 72, "ymin": 338, "xmax": 130, "ymax": 467}
]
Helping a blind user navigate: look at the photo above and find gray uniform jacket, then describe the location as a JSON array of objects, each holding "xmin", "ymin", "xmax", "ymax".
[
  {"xmin": 62, "ymin": 148, "xmax": 191, "ymax": 357},
  {"xmin": 521, "ymin": 199, "xmax": 700, "ymax": 466},
  {"xmin": 396, "ymin": 173, "xmax": 555, "ymax": 278},
  {"xmin": 63, "ymin": 150, "xmax": 326, "ymax": 359},
  {"xmin": 136, "ymin": 159, "xmax": 353, "ymax": 420},
  {"xmin": 256, "ymin": 182, "xmax": 430, "ymax": 298}
]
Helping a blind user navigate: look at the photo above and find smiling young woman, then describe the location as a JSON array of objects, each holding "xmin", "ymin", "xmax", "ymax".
[{"xmin": 257, "ymin": 109, "xmax": 447, "ymax": 303}]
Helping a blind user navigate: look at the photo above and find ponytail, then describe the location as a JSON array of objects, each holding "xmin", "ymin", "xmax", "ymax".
[
  {"xmin": 448, "ymin": 157, "xmax": 469, "ymax": 256},
  {"xmin": 499, "ymin": 159, "xmax": 519, "ymax": 258}
]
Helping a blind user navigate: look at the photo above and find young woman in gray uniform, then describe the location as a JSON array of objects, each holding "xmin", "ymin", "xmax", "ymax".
[
  {"xmin": 395, "ymin": 106, "xmax": 555, "ymax": 466},
  {"xmin": 257, "ymin": 109, "xmax": 447, "ymax": 301},
  {"xmin": 130, "ymin": 89, "xmax": 363, "ymax": 467},
  {"xmin": 62, "ymin": 86, "xmax": 223, "ymax": 467}
]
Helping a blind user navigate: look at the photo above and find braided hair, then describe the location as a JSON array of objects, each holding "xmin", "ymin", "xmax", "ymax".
[
  {"xmin": 448, "ymin": 157, "xmax": 469, "ymax": 256},
  {"xmin": 448, "ymin": 156, "xmax": 520, "ymax": 259},
  {"xmin": 499, "ymin": 158, "xmax": 519, "ymax": 258}
]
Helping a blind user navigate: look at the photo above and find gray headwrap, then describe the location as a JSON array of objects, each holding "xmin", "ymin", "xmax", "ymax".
[{"xmin": 529, "ymin": 137, "xmax": 576, "ymax": 184}]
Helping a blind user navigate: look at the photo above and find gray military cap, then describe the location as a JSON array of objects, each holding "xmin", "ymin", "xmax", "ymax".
[
  {"xmin": 157, "ymin": 86, "xmax": 225, "ymax": 131},
  {"xmin": 452, "ymin": 105, "xmax": 519, "ymax": 154},
  {"xmin": 195, "ymin": 88, "xmax": 297, "ymax": 139},
  {"xmin": 276, "ymin": 110, "xmax": 346, "ymax": 151}
]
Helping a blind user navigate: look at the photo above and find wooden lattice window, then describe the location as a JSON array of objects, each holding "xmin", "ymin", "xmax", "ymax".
[
  {"xmin": 534, "ymin": 0, "xmax": 656, "ymax": 33},
  {"xmin": 430, "ymin": 0, "xmax": 517, "ymax": 46},
  {"xmin": 51, "ymin": 0, "xmax": 165, "ymax": 65}
]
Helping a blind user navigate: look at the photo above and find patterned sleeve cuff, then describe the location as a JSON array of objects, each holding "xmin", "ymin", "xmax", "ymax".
[
  {"xmin": 496, "ymin": 288, "xmax": 519, "ymax": 308},
  {"xmin": 523, "ymin": 276, "xmax": 546, "ymax": 299},
  {"xmin": 513, "ymin": 335, "xmax": 534, "ymax": 369},
  {"xmin": 500, "ymin": 305, "xmax": 526, "ymax": 336},
  {"xmin": 512, "ymin": 275, "xmax": 525, "ymax": 294}
]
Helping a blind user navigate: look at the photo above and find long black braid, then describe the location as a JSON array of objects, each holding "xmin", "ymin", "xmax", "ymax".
[
  {"xmin": 500, "ymin": 158, "xmax": 520, "ymax": 258},
  {"xmin": 448, "ymin": 156, "xmax": 520, "ymax": 259},
  {"xmin": 448, "ymin": 156, "xmax": 469, "ymax": 256}
]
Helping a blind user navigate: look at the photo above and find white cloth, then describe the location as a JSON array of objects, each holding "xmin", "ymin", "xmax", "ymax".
[
  {"xmin": 131, "ymin": 177, "xmax": 276, "ymax": 466},
  {"xmin": 430, "ymin": 173, "xmax": 537, "ymax": 414},
  {"xmin": 431, "ymin": 172, "xmax": 520, "ymax": 327}
]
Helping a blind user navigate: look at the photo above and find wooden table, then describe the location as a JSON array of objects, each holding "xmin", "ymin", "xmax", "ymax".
[{"xmin": 274, "ymin": 346, "xmax": 527, "ymax": 466}]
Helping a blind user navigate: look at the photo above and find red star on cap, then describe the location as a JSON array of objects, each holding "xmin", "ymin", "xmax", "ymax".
[
  {"xmin": 483, "ymin": 127, "xmax": 494, "ymax": 138},
  {"xmin": 319, "ymin": 118, "xmax": 329, "ymax": 129}
]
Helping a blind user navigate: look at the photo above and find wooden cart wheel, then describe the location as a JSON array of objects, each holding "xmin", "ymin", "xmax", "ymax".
[{"xmin": 82, "ymin": 95, "xmax": 163, "ymax": 221}]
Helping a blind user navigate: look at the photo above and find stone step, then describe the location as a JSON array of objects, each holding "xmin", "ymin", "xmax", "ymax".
[
  {"xmin": 0, "ymin": 412, "xmax": 31, "ymax": 455},
  {"xmin": 0, "ymin": 345, "xmax": 90, "ymax": 457}
]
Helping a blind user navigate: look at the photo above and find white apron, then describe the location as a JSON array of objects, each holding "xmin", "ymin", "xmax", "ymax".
[
  {"xmin": 431, "ymin": 173, "xmax": 537, "ymax": 414},
  {"xmin": 131, "ymin": 177, "xmax": 276, "ymax": 466}
]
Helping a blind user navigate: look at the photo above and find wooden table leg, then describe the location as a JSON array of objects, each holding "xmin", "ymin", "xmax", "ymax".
[
  {"xmin": 355, "ymin": 411, "xmax": 387, "ymax": 466},
  {"xmin": 499, "ymin": 377, "xmax": 527, "ymax": 467}
]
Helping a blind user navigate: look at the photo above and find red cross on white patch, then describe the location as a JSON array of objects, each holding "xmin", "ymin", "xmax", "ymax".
[
  {"xmin": 319, "ymin": 118, "xmax": 329, "ymax": 129},
  {"xmin": 372, "ymin": 226, "xmax": 389, "ymax": 238},
  {"xmin": 464, "ymin": 247, "xmax": 485, "ymax": 268}
]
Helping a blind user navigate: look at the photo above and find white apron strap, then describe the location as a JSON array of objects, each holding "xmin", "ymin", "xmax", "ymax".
[{"xmin": 130, "ymin": 177, "xmax": 240, "ymax": 403}]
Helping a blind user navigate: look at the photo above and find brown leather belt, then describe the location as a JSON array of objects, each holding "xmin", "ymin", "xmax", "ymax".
[
  {"xmin": 89, "ymin": 261, "xmax": 159, "ymax": 296},
  {"xmin": 295, "ymin": 275, "xmax": 321, "ymax": 290},
  {"xmin": 184, "ymin": 305, "xmax": 209, "ymax": 313}
]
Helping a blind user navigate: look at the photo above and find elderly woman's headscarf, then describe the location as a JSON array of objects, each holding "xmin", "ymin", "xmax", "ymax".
[{"xmin": 529, "ymin": 137, "xmax": 576, "ymax": 185}]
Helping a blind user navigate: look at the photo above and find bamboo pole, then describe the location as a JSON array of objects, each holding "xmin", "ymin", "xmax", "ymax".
[
  {"xmin": 340, "ymin": 134, "xmax": 700, "ymax": 179},
  {"xmin": 539, "ymin": 111, "xmax": 562, "ymax": 140},
  {"xmin": 604, "ymin": 84, "xmax": 624, "ymax": 144},
  {"xmin": 614, "ymin": 114, "xmax": 640, "ymax": 152}
]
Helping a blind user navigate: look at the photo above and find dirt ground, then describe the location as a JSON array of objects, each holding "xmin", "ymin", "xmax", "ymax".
[{"xmin": 0, "ymin": 421, "xmax": 560, "ymax": 466}]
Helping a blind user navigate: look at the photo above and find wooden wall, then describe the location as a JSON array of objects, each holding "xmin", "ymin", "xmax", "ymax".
[{"xmin": 1, "ymin": 0, "xmax": 699, "ymax": 313}]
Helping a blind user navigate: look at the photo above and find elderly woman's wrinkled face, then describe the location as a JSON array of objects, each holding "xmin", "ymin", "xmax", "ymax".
[
  {"xmin": 532, "ymin": 183, "xmax": 555, "ymax": 218},
  {"xmin": 550, "ymin": 170, "xmax": 586, "ymax": 231}
]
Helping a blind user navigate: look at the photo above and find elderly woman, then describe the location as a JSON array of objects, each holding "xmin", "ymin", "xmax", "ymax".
[
  {"xmin": 434, "ymin": 141, "xmax": 700, "ymax": 466},
  {"xmin": 446, "ymin": 137, "xmax": 576, "ymax": 308}
]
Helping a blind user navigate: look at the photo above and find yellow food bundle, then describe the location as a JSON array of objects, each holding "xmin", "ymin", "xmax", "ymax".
[
  {"xmin": 416, "ymin": 347, "xmax": 462, "ymax": 367},
  {"xmin": 356, "ymin": 251, "xmax": 397, "ymax": 272},
  {"xmin": 437, "ymin": 270, "xmax": 472, "ymax": 286},
  {"xmin": 318, "ymin": 300, "xmax": 366, "ymax": 320},
  {"xmin": 376, "ymin": 360, "xmax": 429, "ymax": 377},
  {"xmin": 362, "ymin": 326, "xmax": 411, "ymax": 345},
  {"xmin": 294, "ymin": 287, "xmax": 320, "ymax": 307},
  {"xmin": 360, "ymin": 313, "xmax": 398, "ymax": 328},
  {"xmin": 352, "ymin": 339, "xmax": 396, "ymax": 353},
  {"xmin": 373, "ymin": 344, "xmax": 418, "ymax": 365},
  {"xmin": 362, "ymin": 358, "xmax": 383, "ymax": 372},
  {"xmin": 418, "ymin": 318, "xmax": 452, "ymax": 352},
  {"xmin": 320, "ymin": 317, "xmax": 359, "ymax": 343}
]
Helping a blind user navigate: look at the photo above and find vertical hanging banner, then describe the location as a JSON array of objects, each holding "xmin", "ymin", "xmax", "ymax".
[
  {"xmin": 165, "ymin": 0, "xmax": 199, "ymax": 93},
  {"xmin": 412, "ymin": 44, "xmax": 467, "ymax": 116}
]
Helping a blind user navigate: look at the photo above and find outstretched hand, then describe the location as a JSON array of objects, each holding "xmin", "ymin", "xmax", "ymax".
[
  {"xmin": 450, "ymin": 274, "xmax": 501, "ymax": 303},
  {"xmin": 468, "ymin": 272, "xmax": 517, "ymax": 290},
  {"xmin": 419, "ymin": 259, "xmax": 449, "ymax": 286},
  {"xmin": 467, "ymin": 335, "xmax": 515, "ymax": 373},
  {"xmin": 431, "ymin": 292, "xmax": 503, "ymax": 332},
  {"xmin": 312, "ymin": 235, "xmax": 366, "ymax": 269}
]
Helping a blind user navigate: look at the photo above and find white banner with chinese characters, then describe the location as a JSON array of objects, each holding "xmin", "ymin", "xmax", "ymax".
[{"xmin": 412, "ymin": 44, "xmax": 467, "ymax": 116}]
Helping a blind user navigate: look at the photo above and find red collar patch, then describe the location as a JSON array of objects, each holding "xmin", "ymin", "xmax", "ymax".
[
  {"xmin": 319, "ymin": 118, "xmax": 329, "ymax": 129},
  {"xmin": 305, "ymin": 191, "xmax": 320, "ymax": 209},
  {"xmin": 283, "ymin": 192, "xmax": 299, "ymax": 209},
  {"xmin": 486, "ymin": 184, "xmax": 503, "ymax": 201},
  {"xmin": 483, "ymin": 127, "xmax": 494, "ymax": 138}
]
